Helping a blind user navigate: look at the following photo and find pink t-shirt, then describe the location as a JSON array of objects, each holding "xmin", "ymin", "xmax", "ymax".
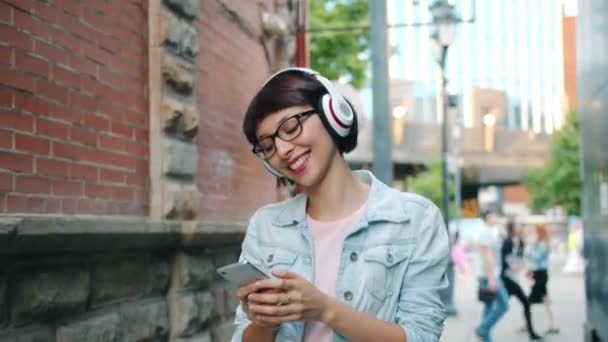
[{"xmin": 303, "ymin": 204, "xmax": 366, "ymax": 342}]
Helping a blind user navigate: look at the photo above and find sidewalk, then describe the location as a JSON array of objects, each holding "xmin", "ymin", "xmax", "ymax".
[{"xmin": 442, "ymin": 257, "xmax": 585, "ymax": 342}]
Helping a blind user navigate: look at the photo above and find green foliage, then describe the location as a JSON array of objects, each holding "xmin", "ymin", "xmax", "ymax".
[
  {"xmin": 406, "ymin": 159, "xmax": 456, "ymax": 217},
  {"xmin": 308, "ymin": 0, "xmax": 369, "ymax": 88},
  {"xmin": 525, "ymin": 110, "xmax": 581, "ymax": 215}
]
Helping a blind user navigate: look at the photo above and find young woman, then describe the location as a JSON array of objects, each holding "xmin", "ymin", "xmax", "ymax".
[
  {"xmin": 231, "ymin": 68, "xmax": 450, "ymax": 342},
  {"xmin": 501, "ymin": 222, "xmax": 542, "ymax": 340},
  {"xmin": 528, "ymin": 224, "xmax": 559, "ymax": 335}
]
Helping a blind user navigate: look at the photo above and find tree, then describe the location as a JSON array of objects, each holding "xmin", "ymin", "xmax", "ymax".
[
  {"xmin": 308, "ymin": 0, "xmax": 369, "ymax": 88},
  {"xmin": 406, "ymin": 160, "xmax": 456, "ymax": 218},
  {"xmin": 525, "ymin": 110, "xmax": 581, "ymax": 215}
]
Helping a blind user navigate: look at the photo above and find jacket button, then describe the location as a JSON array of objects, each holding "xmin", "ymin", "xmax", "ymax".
[
  {"xmin": 387, "ymin": 253, "xmax": 393, "ymax": 264},
  {"xmin": 350, "ymin": 252, "xmax": 358, "ymax": 262},
  {"xmin": 267, "ymin": 254, "xmax": 274, "ymax": 263},
  {"xmin": 343, "ymin": 290, "xmax": 353, "ymax": 301}
]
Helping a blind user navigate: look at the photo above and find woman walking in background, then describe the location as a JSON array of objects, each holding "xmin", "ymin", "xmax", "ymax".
[
  {"xmin": 501, "ymin": 222, "xmax": 542, "ymax": 340},
  {"xmin": 528, "ymin": 224, "xmax": 559, "ymax": 335}
]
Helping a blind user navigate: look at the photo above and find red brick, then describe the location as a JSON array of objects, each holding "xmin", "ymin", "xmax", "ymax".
[
  {"xmin": 83, "ymin": 114, "xmax": 109, "ymax": 131},
  {"xmin": 98, "ymin": 101, "xmax": 125, "ymax": 119},
  {"xmin": 94, "ymin": 150, "xmax": 135, "ymax": 170},
  {"xmin": 5, "ymin": 0, "xmax": 35, "ymax": 14},
  {"xmin": 14, "ymin": 93, "xmax": 50, "ymax": 116},
  {"xmin": 84, "ymin": 182, "xmax": 111, "ymax": 199},
  {"xmin": 50, "ymin": 28, "xmax": 79, "ymax": 55},
  {"xmin": 50, "ymin": 103, "xmax": 81, "ymax": 123},
  {"xmin": 0, "ymin": 129, "xmax": 12, "ymax": 148},
  {"xmin": 0, "ymin": 171, "xmax": 13, "ymax": 191},
  {"xmin": 0, "ymin": 3, "xmax": 12, "ymax": 24},
  {"xmin": 0, "ymin": 88, "xmax": 12, "ymax": 108},
  {"xmin": 0, "ymin": 67, "xmax": 36, "ymax": 92},
  {"xmin": 15, "ymin": 51, "xmax": 50, "ymax": 77},
  {"xmin": 1, "ymin": 110, "xmax": 34, "ymax": 132},
  {"xmin": 110, "ymin": 121, "xmax": 133, "ymax": 138},
  {"xmin": 16, "ymin": 175, "xmax": 51, "ymax": 194},
  {"xmin": 0, "ymin": 46, "xmax": 12, "ymax": 65},
  {"xmin": 69, "ymin": 55, "xmax": 98, "ymax": 78},
  {"xmin": 36, "ymin": 79, "xmax": 68, "ymax": 103},
  {"xmin": 53, "ymin": 141, "xmax": 86, "ymax": 160},
  {"xmin": 36, "ymin": 118, "xmax": 69, "ymax": 139},
  {"xmin": 0, "ymin": 23, "xmax": 32, "ymax": 51},
  {"xmin": 15, "ymin": 133, "xmax": 50, "ymax": 155},
  {"xmin": 55, "ymin": 0, "xmax": 82, "ymax": 17},
  {"xmin": 110, "ymin": 57, "xmax": 141, "ymax": 81},
  {"xmin": 82, "ymin": 42, "xmax": 110, "ymax": 65},
  {"xmin": 78, "ymin": 199, "xmax": 106, "ymax": 214},
  {"xmin": 54, "ymin": 66, "xmax": 84, "ymax": 89},
  {"xmin": 6, "ymin": 194, "xmax": 45, "ymax": 213},
  {"xmin": 98, "ymin": 34, "xmax": 121, "ymax": 54},
  {"xmin": 70, "ymin": 163, "xmax": 97, "ymax": 180},
  {"xmin": 125, "ymin": 172, "xmax": 142, "ymax": 185},
  {"xmin": 100, "ymin": 168, "xmax": 124, "ymax": 183},
  {"xmin": 52, "ymin": 180, "xmax": 83, "ymax": 196},
  {"xmin": 35, "ymin": 40, "xmax": 68, "ymax": 65},
  {"xmin": 70, "ymin": 126, "xmax": 97, "ymax": 147},
  {"xmin": 70, "ymin": 91, "xmax": 97, "ymax": 110},
  {"xmin": 98, "ymin": 133, "xmax": 125, "ymax": 152},
  {"xmin": 99, "ymin": 68, "xmax": 127, "ymax": 89},
  {"xmin": 45, "ymin": 197, "xmax": 61, "ymax": 212},
  {"xmin": 111, "ymin": 185, "xmax": 133, "ymax": 201},
  {"xmin": 124, "ymin": 140, "xmax": 146, "ymax": 156},
  {"xmin": 61, "ymin": 197, "xmax": 78, "ymax": 213},
  {"xmin": 134, "ymin": 128, "xmax": 147, "ymax": 141},
  {"xmin": 36, "ymin": 157, "xmax": 69, "ymax": 177},
  {"xmin": 82, "ymin": 80, "xmax": 112, "ymax": 100},
  {"xmin": 0, "ymin": 151, "xmax": 33, "ymax": 172},
  {"xmin": 14, "ymin": 10, "xmax": 49, "ymax": 40},
  {"xmin": 82, "ymin": 7, "xmax": 107, "ymax": 31}
]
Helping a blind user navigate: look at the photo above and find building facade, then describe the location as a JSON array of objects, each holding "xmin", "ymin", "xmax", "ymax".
[{"xmin": 386, "ymin": 0, "xmax": 568, "ymax": 133}]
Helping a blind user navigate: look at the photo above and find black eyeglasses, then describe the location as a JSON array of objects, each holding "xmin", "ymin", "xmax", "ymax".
[{"xmin": 252, "ymin": 109, "xmax": 316, "ymax": 160}]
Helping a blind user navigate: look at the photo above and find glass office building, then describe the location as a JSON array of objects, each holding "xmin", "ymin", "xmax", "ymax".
[{"xmin": 385, "ymin": 0, "xmax": 566, "ymax": 133}]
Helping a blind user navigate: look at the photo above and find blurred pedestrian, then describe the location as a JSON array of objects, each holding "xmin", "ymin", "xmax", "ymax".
[
  {"xmin": 528, "ymin": 224, "xmax": 559, "ymax": 335},
  {"xmin": 452, "ymin": 231, "xmax": 470, "ymax": 277},
  {"xmin": 501, "ymin": 221, "xmax": 542, "ymax": 340},
  {"xmin": 231, "ymin": 67, "xmax": 450, "ymax": 342},
  {"xmin": 563, "ymin": 219, "xmax": 584, "ymax": 274},
  {"xmin": 475, "ymin": 210, "xmax": 509, "ymax": 342}
]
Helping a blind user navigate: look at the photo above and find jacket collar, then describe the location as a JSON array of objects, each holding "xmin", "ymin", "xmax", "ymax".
[{"xmin": 272, "ymin": 170, "xmax": 410, "ymax": 227}]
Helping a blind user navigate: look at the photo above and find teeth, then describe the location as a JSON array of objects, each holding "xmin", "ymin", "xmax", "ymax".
[{"xmin": 289, "ymin": 153, "xmax": 309, "ymax": 170}]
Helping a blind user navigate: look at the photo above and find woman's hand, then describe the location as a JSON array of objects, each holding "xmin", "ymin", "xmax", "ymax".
[
  {"xmin": 246, "ymin": 271, "xmax": 333, "ymax": 325},
  {"xmin": 236, "ymin": 281, "xmax": 282, "ymax": 330}
]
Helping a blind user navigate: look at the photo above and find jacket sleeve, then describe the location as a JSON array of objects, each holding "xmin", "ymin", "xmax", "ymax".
[
  {"xmin": 395, "ymin": 203, "xmax": 449, "ymax": 342},
  {"xmin": 231, "ymin": 213, "xmax": 264, "ymax": 342}
]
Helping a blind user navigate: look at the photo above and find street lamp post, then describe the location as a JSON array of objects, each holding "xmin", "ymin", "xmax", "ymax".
[{"xmin": 429, "ymin": 0, "xmax": 459, "ymax": 316}]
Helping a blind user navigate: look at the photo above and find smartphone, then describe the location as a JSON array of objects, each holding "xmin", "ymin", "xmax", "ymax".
[{"xmin": 216, "ymin": 261, "xmax": 271, "ymax": 287}]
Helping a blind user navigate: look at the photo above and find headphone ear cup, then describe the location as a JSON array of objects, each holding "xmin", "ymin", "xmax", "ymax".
[
  {"xmin": 318, "ymin": 94, "xmax": 353, "ymax": 138},
  {"xmin": 263, "ymin": 160, "xmax": 284, "ymax": 178}
]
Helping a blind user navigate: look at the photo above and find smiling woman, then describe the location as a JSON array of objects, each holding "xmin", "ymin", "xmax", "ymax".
[{"xmin": 233, "ymin": 68, "xmax": 450, "ymax": 342}]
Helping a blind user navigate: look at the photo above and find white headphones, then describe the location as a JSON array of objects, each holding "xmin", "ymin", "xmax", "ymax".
[{"xmin": 258, "ymin": 67, "xmax": 355, "ymax": 178}]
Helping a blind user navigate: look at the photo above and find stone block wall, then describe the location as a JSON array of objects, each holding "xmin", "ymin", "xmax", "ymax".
[{"xmin": 0, "ymin": 216, "xmax": 243, "ymax": 342}]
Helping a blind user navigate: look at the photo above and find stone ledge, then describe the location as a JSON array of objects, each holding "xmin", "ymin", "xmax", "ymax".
[{"xmin": 0, "ymin": 215, "xmax": 246, "ymax": 256}]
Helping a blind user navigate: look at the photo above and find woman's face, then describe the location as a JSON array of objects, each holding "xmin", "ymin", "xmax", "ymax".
[{"xmin": 255, "ymin": 105, "xmax": 338, "ymax": 187}]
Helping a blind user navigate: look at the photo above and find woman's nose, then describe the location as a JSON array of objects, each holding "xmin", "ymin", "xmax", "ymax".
[{"xmin": 274, "ymin": 138, "xmax": 294, "ymax": 159}]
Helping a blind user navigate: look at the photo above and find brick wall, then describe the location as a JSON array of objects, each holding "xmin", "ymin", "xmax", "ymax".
[
  {"xmin": 196, "ymin": 0, "xmax": 281, "ymax": 222},
  {"xmin": 0, "ymin": 0, "xmax": 148, "ymax": 215},
  {"xmin": 504, "ymin": 184, "xmax": 530, "ymax": 203}
]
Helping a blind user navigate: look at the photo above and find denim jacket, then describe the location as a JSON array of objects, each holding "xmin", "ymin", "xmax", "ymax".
[{"xmin": 231, "ymin": 170, "xmax": 449, "ymax": 342}]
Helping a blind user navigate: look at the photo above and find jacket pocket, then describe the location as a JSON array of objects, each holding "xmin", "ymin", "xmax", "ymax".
[
  {"xmin": 262, "ymin": 247, "xmax": 299, "ymax": 273},
  {"xmin": 363, "ymin": 245, "xmax": 413, "ymax": 301}
]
